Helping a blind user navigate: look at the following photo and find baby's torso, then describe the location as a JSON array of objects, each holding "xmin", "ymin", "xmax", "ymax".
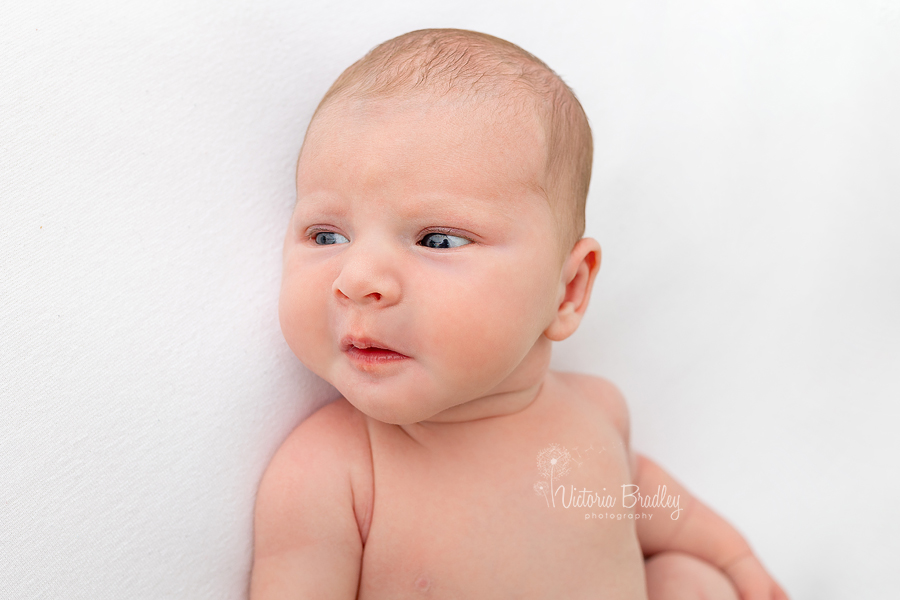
[{"xmin": 355, "ymin": 372, "xmax": 648, "ymax": 599}]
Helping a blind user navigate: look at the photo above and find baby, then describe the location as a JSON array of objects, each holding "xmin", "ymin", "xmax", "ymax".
[{"xmin": 250, "ymin": 29, "xmax": 788, "ymax": 599}]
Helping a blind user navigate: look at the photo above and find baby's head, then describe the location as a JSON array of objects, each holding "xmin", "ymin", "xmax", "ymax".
[{"xmin": 280, "ymin": 29, "xmax": 601, "ymax": 424}]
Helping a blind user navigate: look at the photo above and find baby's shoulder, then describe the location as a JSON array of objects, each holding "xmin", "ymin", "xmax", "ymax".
[
  {"xmin": 258, "ymin": 398, "xmax": 374, "ymax": 539},
  {"xmin": 275, "ymin": 398, "xmax": 373, "ymax": 481},
  {"xmin": 552, "ymin": 371, "xmax": 631, "ymax": 444},
  {"xmin": 284, "ymin": 397, "xmax": 370, "ymax": 446}
]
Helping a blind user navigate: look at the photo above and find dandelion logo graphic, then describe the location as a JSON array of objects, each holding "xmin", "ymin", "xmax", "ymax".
[
  {"xmin": 533, "ymin": 481, "xmax": 550, "ymax": 506},
  {"xmin": 534, "ymin": 444, "xmax": 572, "ymax": 507}
]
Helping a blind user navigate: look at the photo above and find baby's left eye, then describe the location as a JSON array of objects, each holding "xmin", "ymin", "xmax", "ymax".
[
  {"xmin": 419, "ymin": 233, "xmax": 471, "ymax": 249},
  {"xmin": 313, "ymin": 231, "xmax": 349, "ymax": 245}
]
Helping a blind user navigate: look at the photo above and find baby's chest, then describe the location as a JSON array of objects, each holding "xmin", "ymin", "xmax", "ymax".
[{"xmin": 357, "ymin": 429, "xmax": 647, "ymax": 598}]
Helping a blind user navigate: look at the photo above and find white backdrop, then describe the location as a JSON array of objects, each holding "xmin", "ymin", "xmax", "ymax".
[{"xmin": 2, "ymin": 1, "xmax": 898, "ymax": 598}]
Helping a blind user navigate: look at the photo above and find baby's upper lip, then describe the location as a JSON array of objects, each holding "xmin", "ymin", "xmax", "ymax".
[{"xmin": 340, "ymin": 335, "xmax": 408, "ymax": 356}]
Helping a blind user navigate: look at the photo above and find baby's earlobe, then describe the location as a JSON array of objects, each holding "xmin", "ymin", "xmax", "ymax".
[{"xmin": 544, "ymin": 303, "xmax": 581, "ymax": 342}]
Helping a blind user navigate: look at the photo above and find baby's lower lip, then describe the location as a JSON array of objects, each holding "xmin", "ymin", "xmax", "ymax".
[{"xmin": 346, "ymin": 346, "xmax": 409, "ymax": 364}]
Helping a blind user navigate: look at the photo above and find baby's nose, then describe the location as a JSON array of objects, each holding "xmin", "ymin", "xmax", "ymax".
[{"xmin": 332, "ymin": 242, "xmax": 401, "ymax": 306}]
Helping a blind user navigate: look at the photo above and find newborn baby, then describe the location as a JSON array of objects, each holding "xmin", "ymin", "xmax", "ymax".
[{"xmin": 250, "ymin": 29, "xmax": 788, "ymax": 599}]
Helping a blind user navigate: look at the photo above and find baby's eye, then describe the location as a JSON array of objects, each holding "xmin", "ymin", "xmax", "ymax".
[
  {"xmin": 419, "ymin": 233, "xmax": 471, "ymax": 249},
  {"xmin": 313, "ymin": 231, "xmax": 349, "ymax": 245}
]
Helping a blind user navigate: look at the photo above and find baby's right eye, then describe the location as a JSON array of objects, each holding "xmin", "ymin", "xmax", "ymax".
[{"xmin": 313, "ymin": 231, "xmax": 349, "ymax": 245}]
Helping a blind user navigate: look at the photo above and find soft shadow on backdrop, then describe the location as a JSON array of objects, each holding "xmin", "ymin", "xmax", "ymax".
[{"xmin": 1, "ymin": 1, "xmax": 898, "ymax": 598}]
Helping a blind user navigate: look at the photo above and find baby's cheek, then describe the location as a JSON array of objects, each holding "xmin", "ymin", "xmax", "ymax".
[
  {"xmin": 426, "ymin": 290, "xmax": 534, "ymax": 378},
  {"xmin": 279, "ymin": 276, "xmax": 329, "ymax": 364}
]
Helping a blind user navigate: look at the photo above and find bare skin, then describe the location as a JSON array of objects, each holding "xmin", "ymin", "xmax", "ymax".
[
  {"xmin": 251, "ymin": 95, "xmax": 789, "ymax": 599},
  {"xmin": 252, "ymin": 370, "xmax": 783, "ymax": 599}
]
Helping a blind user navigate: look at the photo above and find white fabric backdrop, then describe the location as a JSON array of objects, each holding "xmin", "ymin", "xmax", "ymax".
[{"xmin": 2, "ymin": 1, "xmax": 898, "ymax": 598}]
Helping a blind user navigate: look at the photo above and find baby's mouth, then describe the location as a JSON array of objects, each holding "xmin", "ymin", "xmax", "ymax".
[{"xmin": 341, "ymin": 336, "xmax": 410, "ymax": 363}]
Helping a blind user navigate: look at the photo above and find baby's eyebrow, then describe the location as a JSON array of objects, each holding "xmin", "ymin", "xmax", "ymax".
[
  {"xmin": 294, "ymin": 191, "xmax": 348, "ymax": 213},
  {"xmin": 295, "ymin": 189, "xmax": 531, "ymax": 234},
  {"xmin": 396, "ymin": 201, "xmax": 527, "ymax": 237},
  {"xmin": 396, "ymin": 191, "xmax": 527, "ymax": 220}
]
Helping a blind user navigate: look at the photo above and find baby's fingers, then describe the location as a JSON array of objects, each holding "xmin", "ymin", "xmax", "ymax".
[
  {"xmin": 770, "ymin": 581, "xmax": 790, "ymax": 600},
  {"xmin": 724, "ymin": 555, "xmax": 789, "ymax": 600}
]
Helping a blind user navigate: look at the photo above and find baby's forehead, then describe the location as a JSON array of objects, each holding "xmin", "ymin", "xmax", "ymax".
[{"xmin": 302, "ymin": 94, "xmax": 549, "ymax": 195}]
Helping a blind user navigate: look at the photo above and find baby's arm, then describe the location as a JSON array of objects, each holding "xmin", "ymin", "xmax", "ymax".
[
  {"xmin": 249, "ymin": 399, "xmax": 372, "ymax": 599},
  {"xmin": 632, "ymin": 454, "xmax": 788, "ymax": 600}
]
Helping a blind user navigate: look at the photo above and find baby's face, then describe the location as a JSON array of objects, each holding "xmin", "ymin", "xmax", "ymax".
[{"xmin": 280, "ymin": 96, "xmax": 567, "ymax": 424}]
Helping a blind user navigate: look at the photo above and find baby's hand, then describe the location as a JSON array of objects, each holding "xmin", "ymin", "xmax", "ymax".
[{"xmin": 723, "ymin": 553, "xmax": 790, "ymax": 600}]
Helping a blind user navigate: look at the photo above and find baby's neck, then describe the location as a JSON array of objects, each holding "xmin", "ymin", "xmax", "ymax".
[
  {"xmin": 420, "ymin": 378, "xmax": 546, "ymax": 424},
  {"xmin": 402, "ymin": 336, "xmax": 554, "ymax": 430}
]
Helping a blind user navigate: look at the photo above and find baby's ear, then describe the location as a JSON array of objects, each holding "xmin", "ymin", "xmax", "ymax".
[{"xmin": 543, "ymin": 237, "xmax": 601, "ymax": 342}]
